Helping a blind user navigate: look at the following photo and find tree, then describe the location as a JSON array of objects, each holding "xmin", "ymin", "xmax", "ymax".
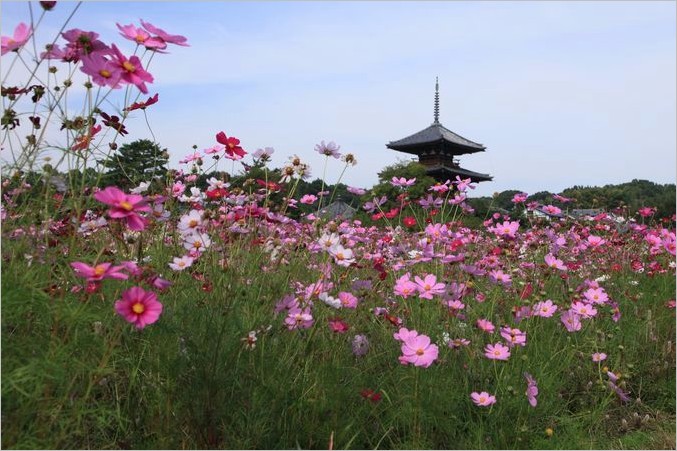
[{"xmin": 99, "ymin": 139, "xmax": 168, "ymax": 189}]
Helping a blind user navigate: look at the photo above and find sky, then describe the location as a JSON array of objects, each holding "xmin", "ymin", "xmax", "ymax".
[{"xmin": 1, "ymin": 1, "xmax": 675, "ymax": 197}]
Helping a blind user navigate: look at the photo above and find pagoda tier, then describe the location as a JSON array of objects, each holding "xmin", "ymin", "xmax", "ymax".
[{"xmin": 386, "ymin": 78, "xmax": 492, "ymax": 183}]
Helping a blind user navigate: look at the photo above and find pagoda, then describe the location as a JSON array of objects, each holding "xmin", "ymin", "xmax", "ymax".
[{"xmin": 386, "ymin": 78, "xmax": 492, "ymax": 183}]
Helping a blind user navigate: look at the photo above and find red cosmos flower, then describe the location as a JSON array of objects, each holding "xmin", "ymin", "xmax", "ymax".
[
  {"xmin": 206, "ymin": 187, "xmax": 228, "ymax": 200},
  {"xmin": 256, "ymin": 179, "xmax": 281, "ymax": 192},
  {"xmin": 124, "ymin": 93, "xmax": 158, "ymax": 112},
  {"xmin": 360, "ymin": 389, "xmax": 382, "ymax": 403},
  {"xmin": 71, "ymin": 124, "xmax": 102, "ymax": 151},
  {"xmin": 215, "ymin": 131, "xmax": 247, "ymax": 160},
  {"xmin": 384, "ymin": 208, "xmax": 399, "ymax": 219},
  {"xmin": 328, "ymin": 318, "xmax": 349, "ymax": 333},
  {"xmin": 403, "ymin": 216, "xmax": 417, "ymax": 228}
]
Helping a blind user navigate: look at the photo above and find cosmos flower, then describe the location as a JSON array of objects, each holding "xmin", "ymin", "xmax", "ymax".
[
  {"xmin": 114, "ymin": 286, "xmax": 163, "ymax": 329},
  {"xmin": 1, "ymin": 23, "xmax": 32, "ymax": 55}
]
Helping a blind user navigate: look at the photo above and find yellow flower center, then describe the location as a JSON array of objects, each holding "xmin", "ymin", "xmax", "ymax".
[
  {"xmin": 94, "ymin": 265, "xmax": 106, "ymax": 276},
  {"xmin": 189, "ymin": 219, "xmax": 198, "ymax": 228},
  {"xmin": 99, "ymin": 69, "xmax": 111, "ymax": 78},
  {"xmin": 132, "ymin": 302, "xmax": 145, "ymax": 314},
  {"xmin": 416, "ymin": 348, "xmax": 425, "ymax": 356},
  {"xmin": 122, "ymin": 61, "xmax": 135, "ymax": 72},
  {"xmin": 479, "ymin": 396, "xmax": 487, "ymax": 403},
  {"xmin": 135, "ymin": 35, "xmax": 145, "ymax": 43},
  {"xmin": 119, "ymin": 201, "xmax": 133, "ymax": 211},
  {"xmin": 193, "ymin": 241, "xmax": 202, "ymax": 249}
]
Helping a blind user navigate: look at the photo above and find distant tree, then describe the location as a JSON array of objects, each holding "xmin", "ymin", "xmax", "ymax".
[{"xmin": 99, "ymin": 139, "xmax": 168, "ymax": 189}]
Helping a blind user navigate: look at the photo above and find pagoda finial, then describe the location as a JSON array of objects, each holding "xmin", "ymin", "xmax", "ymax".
[{"xmin": 433, "ymin": 76, "xmax": 440, "ymax": 124}]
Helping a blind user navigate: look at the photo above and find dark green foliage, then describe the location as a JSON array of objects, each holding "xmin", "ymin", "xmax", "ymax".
[{"xmin": 98, "ymin": 139, "xmax": 169, "ymax": 189}]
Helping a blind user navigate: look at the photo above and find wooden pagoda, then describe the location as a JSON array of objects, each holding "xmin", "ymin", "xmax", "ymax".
[{"xmin": 386, "ymin": 78, "xmax": 492, "ymax": 183}]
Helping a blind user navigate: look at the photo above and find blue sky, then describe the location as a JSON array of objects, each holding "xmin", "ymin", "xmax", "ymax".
[{"xmin": 1, "ymin": 1, "xmax": 675, "ymax": 197}]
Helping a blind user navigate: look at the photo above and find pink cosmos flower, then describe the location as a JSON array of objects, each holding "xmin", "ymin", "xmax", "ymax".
[
  {"xmin": 490, "ymin": 220, "xmax": 520, "ymax": 238},
  {"xmin": 394, "ymin": 272, "xmax": 418, "ymax": 298},
  {"xmin": 570, "ymin": 301, "xmax": 597, "ymax": 319},
  {"xmin": 638, "ymin": 206, "xmax": 656, "ymax": 218},
  {"xmin": 338, "ymin": 291, "xmax": 358, "ymax": 309},
  {"xmin": 93, "ymin": 186, "xmax": 150, "ymax": 231},
  {"xmin": 583, "ymin": 287, "xmax": 608, "ymax": 305},
  {"xmin": 315, "ymin": 140, "xmax": 341, "ymax": 159},
  {"xmin": 79, "ymin": 52, "xmax": 123, "ymax": 88},
  {"xmin": 116, "ymin": 22, "xmax": 167, "ymax": 50},
  {"xmin": 399, "ymin": 333, "xmax": 439, "ymax": 368},
  {"xmin": 393, "ymin": 327, "xmax": 419, "ymax": 343},
  {"xmin": 284, "ymin": 307, "xmax": 314, "ymax": 330},
  {"xmin": 1, "ymin": 23, "xmax": 32, "ymax": 55},
  {"xmin": 560, "ymin": 310, "xmax": 582, "ymax": 332},
  {"xmin": 476, "ymin": 318, "xmax": 495, "ymax": 333},
  {"xmin": 512, "ymin": 192, "xmax": 528, "ymax": 203},
  {"xmin": 391, "ymin": 177, "xmax": 416, "ymax": 187},
  {"xmin": 328, "ymin": 318, "xmax": 349, "ymax": 333},
  {"xmin": 70, "ymin": 261, "xmax": 128, "ymax": 282},
  {"xmin": 488, "ymin": 270, "xmax": 512, "ymax": 287},
  {"xmin": 447, "ymin": 338, "xmax": 470, "ymax": 349},
  {"xmin": 140, "ymin": 19, "xmax": 189, "ymax": 47},
  {"xmin": 587, "ymin": 235, "xmax": 606, "ymax": 248},
  {"xmin": 110, "ymin": 44, "xmax": 154, "ymax": 94},
  {"xmin": 329, "ymin": 244, "xmax": 355, "ymax": 267},
  {"xmin": 470, "ymin": 391, "xmax": 496, "ymax": 407},
  {"xmin": 592, "ymin": 352, "xmax": 607, "ymax": 362},
  {"xmin": 544, "ymin": 253, "xmax": 567, "ymax": 271},
  {"xmin": 533, "ymin": 299, "xmax": 558, "ymax": 318},
  {"xmin": 414, "ymin": 274, "xmax": 446, "ymax": 299},
  {"xmin": 500, "ymin": 326, "xmax": 527, "ymax": 347},
  {"xmin": 484, "ymin": 342, "xmax": 511, "ymax": 361},
  {"xmin": 542, "ymin": 205, "xmax": 562, "ymax": 215},
  {"xmin": 299, "ymin": 194, "xmax": 317, "ymax": 205},
  {"xmin": 524, "ymin": 372, "xmax": 538, "ymax": 407},
  {"xmin": 114, "ymin": 286, "xmax": 163, "ymax": 329}
]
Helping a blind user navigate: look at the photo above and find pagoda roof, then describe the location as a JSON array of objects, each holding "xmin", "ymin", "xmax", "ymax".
[
  {"xmin": 386, "ymin": 122, "xmax": 486, "ymax": 153},
  {"xmin": 424, "ymin": 164, "xmax": 493, "ymax": 183}
]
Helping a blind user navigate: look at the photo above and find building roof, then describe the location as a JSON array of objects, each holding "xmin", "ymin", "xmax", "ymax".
[
  {"xmin": 424, "ymin": 164, "xmax": 493, "ymax": 183},
  {"xmin": 386, "ymin": 122, "xmax": 486, "ymax": 154}
]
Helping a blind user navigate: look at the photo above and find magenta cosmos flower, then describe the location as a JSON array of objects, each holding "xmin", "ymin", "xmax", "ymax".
[
  {"xmin": 116, "ymin": 23, "xmax": 167, "ymax": 50},
  {"xmin": 484, "ymin": 342, "xmax": 511, "ymax": 361},
  {"xmin": 399, "ymin": 333, "xmax": 439, "ymax": 368},
  {"xmin": 470, "ymin": 391, "xmax": 496, "ymax": 407},
  {"xmin": 115, "ymin": 286, "xmax": 163, "ymax": 329},
  {"xmin": 1, "ymin": 23, "xmax": 32, "ymax": 55},
  {"xmin": 94, "ymin": 186, "xmax": 150, "ymax": 231},
  {"xmin": 71, "ymin": 261, "xmax": 129, "ymax": 282},
  {"xmin": 110, "ymin": 44, "xmax": 154, "ymax": 94},
  {"xmin": 524, "ymin": 372, "xmax": 538, "ymax": 407},
  {"xmin": 79, "ymin": 52, "xmax": 123, "ymax": 89},
  {"xmin": 140, "ymin": 19, "xmax": 189, "ymax": 47}
]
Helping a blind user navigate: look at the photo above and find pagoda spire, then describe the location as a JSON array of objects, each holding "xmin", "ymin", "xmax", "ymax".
[{"xmin": 433, "ymin": 77, "xmax": 440, "ymax": 124}]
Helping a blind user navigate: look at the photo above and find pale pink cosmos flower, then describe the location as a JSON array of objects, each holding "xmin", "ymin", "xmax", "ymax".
[
  {"xmin": 511, "ymin": 192, "xmax": 528, "ymax": 203},
  {"xmin": 488, "ymin": 270, "xmax": 512, "ymax": 287},
  {"xmin": 79, "ymin": 52, "xmax": 123, "ymax": 88},
  {"xmin": 338, "ymin": 291, "xmax": 358, "ymax": 309},
  {"xmin": 544, "ymin": 253, "xmax": 567, "ymax": 271},
  {"xmin": 542, "ymin": 205, "xmax": 562, "ymax": 215},
  {"xmin": 470, "ymin": 391, "xmax": 496, "ymax": 407},
  {"xmin": 93, "ymin": 186, "xmax": 150, "ymax": 231},
  {"xmin": 168, "ymin": 255, "xmax": 194, "ymax": 271},
  {"xmin": 391, "ymin": 177, "xmax": 416, "ymax": 187},
  {"xmin": 329, "ymin": 244, "xmax": 355, "ymax": 267},
  {"xmin": 70, "ymin": 261, "xmax": 129, "ymax": 282},
  {"xmin": 315, "ymin": 140, "xmax": 341, "ymax": 159},
  {"xmin": 1, "ymin": 23, "xmax": 32, "ymax": 55},
  {"xmin": 114, "ymin": 286, "xmax": 163, "ymax": 329},
  {"xmin": 524, "ymin": 372, "xmax": 538, "ymax": 407},
  {"xmin": 182, "ymin": 231, "xmax": 211, "ymax": 252},
  {"xmin": 592, "ymin": 352, "xmax": 607, "ymax": 362},
  {"xmin": 284, "ymin": 307, "xmax": 314, "ymax": 330},
  {"xmin": 500, "ymin": 326, "xmax": 527, "ymax": 347},
  {"xmin": 587, "ymin": 235, "xmax": 606, "ymax": 248},
  {"xmin": 476, "ymin": 318, "xmax": 495, "ymax": 333},
  {"xmin": 178, "ymin": 209, "xmax": 204, "ymax": 235},
  {"xmin": 414, "ymin": 274, "xmax": 446, "ymax": 299},
  {"xmin": 533, "ymin": 299, "xmax": 558, "ymax": 318},
  {"xmin": 399, "ymin": 333, "xmax": 439, "ymax": 368},
  {"xmin": 490, "ymin": 220, "xmax": 520, "ymax": 238},
  {"xmin": 393, "ymin": 327, "xmax": 419, "ymax": 342},
  {"xmin": 447, "ymin": 338, "xmax": 470, "ymax": 349},
  {"xmin": 484, "ymin": 342, "xmax": 511, "ymax": 361},
  {"xmin": 560, "ymin": 310, "xmax": 582, "ymax": 332}
]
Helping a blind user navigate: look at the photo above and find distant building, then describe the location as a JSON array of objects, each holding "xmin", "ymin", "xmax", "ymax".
[
  {"xmin": 386, "ymin": 78, "xmax": 492, "ymax": 184},
  {"xmin": 318, "ymin": 200, "xmax": 356, "ymax": 220}
]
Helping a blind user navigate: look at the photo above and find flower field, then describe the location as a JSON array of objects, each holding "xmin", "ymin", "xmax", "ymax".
[{"xmin": 1, "ymin": 4, "xmax": 675, "ymax": 449}]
